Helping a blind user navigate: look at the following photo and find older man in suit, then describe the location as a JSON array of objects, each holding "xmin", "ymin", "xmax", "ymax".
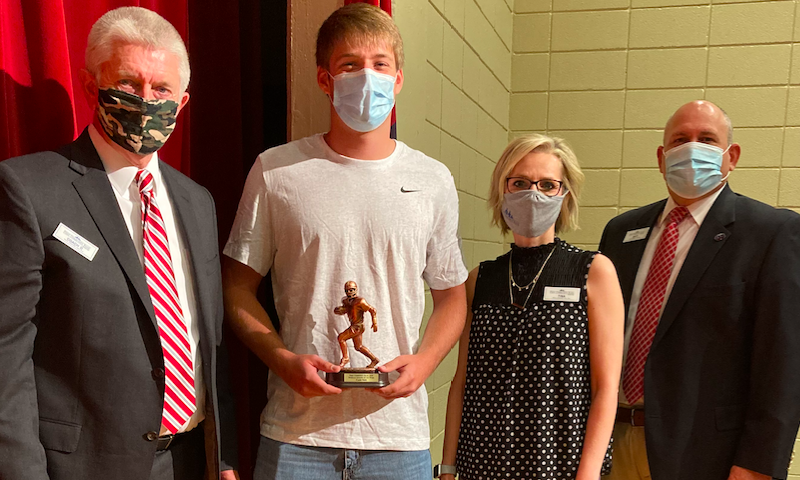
[
  {"xmin": 0, "ymin": 7, "xmax": 237, "ymax": 480},
  {"xmin": 599, "ymin": 100, "xmax": 800, "ymax": 480}
]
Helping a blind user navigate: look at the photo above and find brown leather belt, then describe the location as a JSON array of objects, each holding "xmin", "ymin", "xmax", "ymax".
[{"xmin": 616, "ymin": 406, "xmax": 646, "ymax": 427}]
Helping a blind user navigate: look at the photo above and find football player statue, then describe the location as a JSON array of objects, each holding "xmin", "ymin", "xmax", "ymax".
[{"xmin": 334, "ymin": 281, "xmax": 379, "ymax": 369}]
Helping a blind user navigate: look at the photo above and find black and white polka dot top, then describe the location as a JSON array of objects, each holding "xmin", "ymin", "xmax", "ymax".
[{"xmin": 456, "ymin": 239, "xmax": 612, "ymax": 479}]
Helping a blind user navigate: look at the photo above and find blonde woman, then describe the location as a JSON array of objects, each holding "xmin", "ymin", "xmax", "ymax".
[{"xmin": 436, "ymin": 134, "xmax": 624, "ymax": 480}]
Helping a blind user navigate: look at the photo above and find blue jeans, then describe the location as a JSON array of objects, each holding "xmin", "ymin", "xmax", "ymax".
[{"xmin": 254, "ymin": 436, "xmax": 432, "ymax": 480}]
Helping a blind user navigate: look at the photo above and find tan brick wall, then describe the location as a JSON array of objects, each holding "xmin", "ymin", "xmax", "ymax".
[
  {"xmin": 394, "ymin": 0, "xmax": 512, "ymax": 467},
  {"xmin": 510, "ymin": 0, "xmax": 800, "ymax": 263},
  {"xmin": 511, "ymin": 0, "xmax": 800, "ymax": 477},
  {"xmin": 393, "ymin": 0, "xmax": 800, "ymax": 475},
  {"xmin": 394, "ymin": 0, "xmax": 800, "ymax": 472}
]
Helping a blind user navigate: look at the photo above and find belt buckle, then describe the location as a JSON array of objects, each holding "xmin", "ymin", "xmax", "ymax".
[
  {"xmin": 628, "ymin": 407, "xmax": 638, "ymax": 426},
  {"xmin": 160, "ymin": 434, "xmax": 175, "ymax": 450}
]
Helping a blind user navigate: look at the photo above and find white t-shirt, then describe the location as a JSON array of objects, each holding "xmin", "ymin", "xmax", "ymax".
[{"xmin": 224, "ymin": 134, "xmax": 468, "ymax": 450}]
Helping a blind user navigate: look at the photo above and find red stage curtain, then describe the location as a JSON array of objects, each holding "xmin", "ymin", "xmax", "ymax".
[
  {"xmin": 0, "ymin": 0, "xmax": 190, "ymax": 172},
  {"xmin": 0, "ymin": 0, "xmax": 254, "ymax": 474},
  {"xmin": 344, "ymin": 0, "xmax": 392, "ymax": 13}
]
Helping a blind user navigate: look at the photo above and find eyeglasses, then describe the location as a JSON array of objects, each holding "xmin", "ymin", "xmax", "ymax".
[{"xmin": 506, "ymin": 177, "xmax": 565, "ymax": 196}]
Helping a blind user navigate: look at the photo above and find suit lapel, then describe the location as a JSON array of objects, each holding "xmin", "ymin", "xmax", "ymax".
[
  {"xmin": 68, "ymin": 130, "xmax": 158, "ymax": 328},
  {"xmin": 161, "ymin": 165, "xmax": 215, "ymax": 348},
  {"xmin": 651, "ymin": 186, "xmax": 735, "ymax": 350},
  {"xmin": 619, "ymin": 201, "xmax": 666, "ymax": 323}
]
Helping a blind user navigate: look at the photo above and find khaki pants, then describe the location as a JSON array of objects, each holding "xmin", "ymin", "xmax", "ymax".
[{"xmin": 606, "ymin": 423, "xmax": 651, "ymax": 480}]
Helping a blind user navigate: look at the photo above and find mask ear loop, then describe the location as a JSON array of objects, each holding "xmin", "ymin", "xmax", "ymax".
[
  {"xmin": 719, "ymin": 144, "xmax": 733, "ymax": 183},
  {"xmin": 325, "ymin": 71, "xmax": 336, "ymax": 103}
]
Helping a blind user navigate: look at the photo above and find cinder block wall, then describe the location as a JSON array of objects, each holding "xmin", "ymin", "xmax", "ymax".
[
  {"xmin": 393, "ymin": 0, "xmax": 513, "ymax": 465},
  {"xmin": 509, "ymin": 2, "xmax": 800, "ymax": 475},
  {"xmin": 512, "ymin": 0, "xmax": 800, "ymax": 252},
  {"xmin": 395, "ymin": 0, "xmax": 800, "ymax": 473}
]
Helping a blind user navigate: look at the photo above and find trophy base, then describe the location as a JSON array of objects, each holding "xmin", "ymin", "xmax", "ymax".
[{"xmin": 326, "ymin": 368, "xmax": 390, "ymax": 388}]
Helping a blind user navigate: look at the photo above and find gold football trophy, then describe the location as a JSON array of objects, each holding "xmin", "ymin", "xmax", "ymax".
[{"xmin": 326, "ymin": 281, "xmax": 389, "ymax": 388}]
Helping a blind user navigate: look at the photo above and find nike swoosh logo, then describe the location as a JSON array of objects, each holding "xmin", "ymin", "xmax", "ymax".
[{"xmin": 400, "ymin": 187, "xmax": 420, "ymax": 193}]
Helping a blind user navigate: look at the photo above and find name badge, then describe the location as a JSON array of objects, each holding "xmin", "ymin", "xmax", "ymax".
[
  {"xmin": 543, "ymin": 286, "xmax": 581, "ymax": 302},
  {"xmin": 53, "ymin": 223, "xmax": 98, "ymax": 261},
  {"xmin": 623, "ymin": 227, "xmax": 650, "ymax": 243}
]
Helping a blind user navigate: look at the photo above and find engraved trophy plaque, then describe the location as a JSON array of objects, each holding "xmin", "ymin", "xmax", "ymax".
[{"xmin": 326, "ymin": 281, "xmax": 389, "ymax": 388}]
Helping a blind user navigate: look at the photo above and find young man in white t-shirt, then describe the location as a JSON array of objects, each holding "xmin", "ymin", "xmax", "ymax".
[{"xmin": 222, "ymin": 4, "xmax": 468, "ymax": 479}]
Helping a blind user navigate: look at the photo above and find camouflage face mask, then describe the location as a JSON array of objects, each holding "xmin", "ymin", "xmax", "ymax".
[{"xmin": 97, "ymin": 88, "xmax": 179, "ymax": 155}]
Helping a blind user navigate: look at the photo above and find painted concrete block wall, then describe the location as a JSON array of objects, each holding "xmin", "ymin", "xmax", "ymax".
[
  {"xmin": 511, "ymin": 0, "xmax": 800, "ymax": 257},
  {"xmin": 393, "ymin": 0, "xmax": 513, "ymax": 466},
  {"xmin": 509, "ymin": 0, "xmax": 800, "ymax": 476},
  {"xmin": 289, "ymin": 0, "xmax": 800, "ymax": 473}
]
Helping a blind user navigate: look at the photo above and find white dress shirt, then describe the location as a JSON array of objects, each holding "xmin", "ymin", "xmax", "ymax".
[
  {"xmin": 89, "ymin": 125, "xmax": 205, "ymax": 434},
  {"xmin": 621, "ymin": 186, "xmax": 725, "ymax": 406}
]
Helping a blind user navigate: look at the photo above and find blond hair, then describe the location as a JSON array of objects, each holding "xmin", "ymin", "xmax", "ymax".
[
  {"xmin": 316, "ymin": 3, "xmax": 404, "ymax": 70},
  {"xmin": 86, "ymin": 7, "xmax": 190, "ymax": 92},
  {"xmin": 489, "ymin": 134, "xmax": 584, "ymax": 235}
]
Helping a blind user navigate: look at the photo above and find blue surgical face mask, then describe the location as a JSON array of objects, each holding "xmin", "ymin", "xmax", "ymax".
[
  {"xmin": 663, "ymin": 142, "xmax": 731, "ymax": 199},
  {"xmin": 329, "ymin": 68, "xmax": 396, "ymax": 133}
]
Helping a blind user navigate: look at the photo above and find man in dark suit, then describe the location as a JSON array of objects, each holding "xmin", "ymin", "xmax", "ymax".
[
  {"xmin": 600, "ymin": 100, "xmax": 800, "ymax": 480},
  {"xmin": 0, "ymin": 7, "xmax": 237, "ymax": 480}
]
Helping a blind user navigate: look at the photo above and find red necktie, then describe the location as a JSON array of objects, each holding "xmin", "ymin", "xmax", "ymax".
[
  {"xmin": 136, "ymin": 169, "xmax": 196, "ymax": 434},
  {"xmin": 623, "ymin": 206, "xmax": 690, "ymax": 405}
]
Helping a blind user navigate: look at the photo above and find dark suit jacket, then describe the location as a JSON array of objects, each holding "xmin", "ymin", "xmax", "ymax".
[
  {"xmin": 599, "ymin": 185, "xmax": 800, "ymax": 480},
  {"xmin": 0, "ymin": 130, "xmax": 237, "ymax": 479}
]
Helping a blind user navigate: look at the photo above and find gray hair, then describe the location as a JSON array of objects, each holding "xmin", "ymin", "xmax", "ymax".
[
  {"xmin": 86, "ymin": 7, "xmax": 190, "ymax": 93},
  {"xmin": 721, "ymin": 107, "xmax": 733, "ymax": 144},
  {"xmin": 665, "ymin": 100, "xmax": 734, "ymax": 145}
]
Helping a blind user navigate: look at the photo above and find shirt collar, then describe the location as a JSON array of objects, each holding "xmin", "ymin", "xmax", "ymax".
[
  {"xmin": 89, "ymin": 124, "xmax": 161, "ymax": 197},
  {"xmin": 660, "ymin": 184, "xmax": 726, "ymax": 228}
]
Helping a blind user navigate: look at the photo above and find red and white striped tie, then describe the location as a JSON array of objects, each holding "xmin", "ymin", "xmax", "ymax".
[
  {"xmin": 623, "ymin": 206, "xmax": 690, "ymax": 405},
  {"xmin": 136, "ymin": 169, "xmax": 196, "ymax": 434}
]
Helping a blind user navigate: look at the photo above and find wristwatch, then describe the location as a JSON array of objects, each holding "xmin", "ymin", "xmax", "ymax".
[{"xmin": 433, "ymin": 464, "xmax": 457, "ymax": 478}]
